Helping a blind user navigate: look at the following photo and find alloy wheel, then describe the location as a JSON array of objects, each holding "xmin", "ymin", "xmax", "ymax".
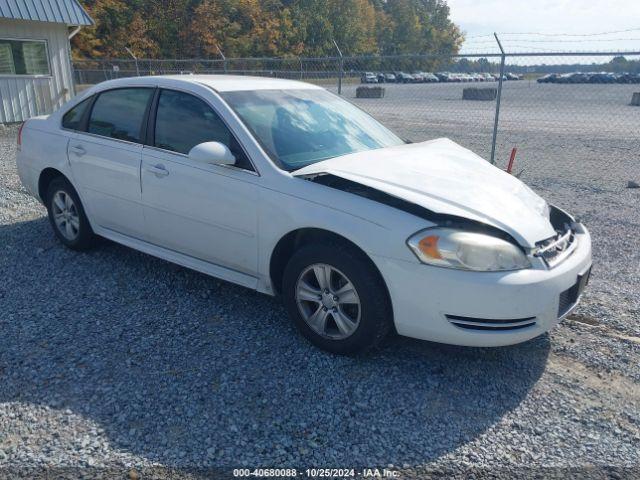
[
  {"xmin": 51, "ymin": 190, "xmax": 80, "ymax": 241},
  {"xmin": 295, "ymin": 263, "xmax": 361, "ymax": 340}
]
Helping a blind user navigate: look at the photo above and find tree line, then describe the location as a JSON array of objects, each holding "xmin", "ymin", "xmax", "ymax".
[{"xmin": 72, "ymin": 0, "xmax": 463, "ymax": 60}]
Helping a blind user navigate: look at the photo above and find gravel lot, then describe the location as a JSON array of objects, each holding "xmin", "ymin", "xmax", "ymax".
[{"xmin": 1, "ymin": 82, "xmax": 639, "ymax": 480}]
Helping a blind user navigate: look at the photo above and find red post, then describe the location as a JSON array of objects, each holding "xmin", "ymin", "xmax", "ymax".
[{"xmin": 507, "ymin": 147, "xmax": 517, "ymax": 174}]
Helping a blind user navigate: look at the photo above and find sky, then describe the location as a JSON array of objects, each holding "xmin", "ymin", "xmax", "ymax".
[{"xmin": 446, "ymin": 0, "xmax": 640, "ymax": 54}]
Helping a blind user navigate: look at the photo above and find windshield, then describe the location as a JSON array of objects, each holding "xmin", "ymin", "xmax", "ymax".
[{"xmin": 221, "ymin": 89, "xmax": 404, "ymax": 171}]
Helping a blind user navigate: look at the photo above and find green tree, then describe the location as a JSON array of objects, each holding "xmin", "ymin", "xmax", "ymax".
[
  {"xmin": 383, "ymin": 0, "xmax": 462, "ymax": 55},
  {"xmin": 185, "ymin": 0, "xmax": 226, "ymax": 58},
  {"xmin": 609, "ymin": 56, "xmax": 628, "ymax": 73},
  {"xmin": 290, "ymin": 0, "xmax": 335, "ymax": 56},
  {"xmin": 143, "ymin": 0, "xmax": 196, "ymax": 58},
  {"xmin": 329, "ymin": 0, "xmax": 378, "ymax": 55},
  {"xmin": 73, "ymin": 0, "xmax": 463, "ymax": 59},
  {"xmin": 72, "ymin": 0, "xmax": 159, "ymax": 58}
]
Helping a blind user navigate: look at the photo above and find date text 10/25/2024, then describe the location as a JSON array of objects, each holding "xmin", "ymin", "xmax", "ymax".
[{"xmin": 233, "ymin": 468, "xmax": 400, "ymax": 478}]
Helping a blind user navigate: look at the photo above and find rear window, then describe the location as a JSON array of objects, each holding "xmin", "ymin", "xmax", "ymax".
[
  {"xmin": 62, "ymin": 97, "xmax": 92, "ymax": 130},
  {"xmin": 88, "ymin": 88, "xmax": 153, "ymax": 143}
]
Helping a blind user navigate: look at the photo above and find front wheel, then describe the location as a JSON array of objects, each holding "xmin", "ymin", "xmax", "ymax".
[{"xmin": 282, "ymin": 243, "xmax": 392, "ymax": 354}]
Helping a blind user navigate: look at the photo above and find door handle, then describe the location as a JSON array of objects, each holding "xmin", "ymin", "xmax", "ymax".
[
  {"xmin": 146, "ymin": 164, "xmax": 169, "ymax": 177},
  {"xmin": 69, "ymin": 145, "xmax": 86, "ymax": 156}
]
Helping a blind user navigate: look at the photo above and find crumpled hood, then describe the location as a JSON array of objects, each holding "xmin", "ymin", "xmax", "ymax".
[{"xmin": 294, "ymin": 138, "xmax": 556, "ymax": 247}]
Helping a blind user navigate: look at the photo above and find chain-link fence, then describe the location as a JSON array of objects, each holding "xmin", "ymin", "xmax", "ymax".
[
  {"xmin": 72, "ymin": 57, "xmax": 351, "ymax": 85},
  {"xmin": 73, "ymin": 52, "xmax": 640, "ymax": 212}
]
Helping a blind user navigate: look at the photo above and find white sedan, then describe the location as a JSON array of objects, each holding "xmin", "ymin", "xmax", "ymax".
[{"xmin": 16, "ymin": 75, "xmax": 592, "ymax": 354}]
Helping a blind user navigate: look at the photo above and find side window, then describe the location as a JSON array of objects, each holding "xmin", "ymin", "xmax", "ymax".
[
  {"xmin": 88, "ymin": 88, "xmax": 153, "ymax": 143},
  {"xmin": 154, "ymin": 89, "xmax": 253, "ymax": 171},
  {"xmin": 62, "ymin": 96, "xmax": 92, "ymax": 130}
]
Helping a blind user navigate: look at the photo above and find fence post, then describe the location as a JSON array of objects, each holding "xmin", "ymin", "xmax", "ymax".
[
  {"xmin": 333, "ymin": 40, "xmax": 344, "ymax": 95},
  {"xmin": 490, "ymin": 33, "xmax": 506, "ymax": 165},
  {"xmin": 216, "ymin": 45, "xmax": 227, "ymax": 73},
  {"xmin": 125, "ymin": 47, "xmax": 140, "ymax": 76}
]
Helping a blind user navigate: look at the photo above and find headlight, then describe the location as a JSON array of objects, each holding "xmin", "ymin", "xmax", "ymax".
[{"xmin": 407, "ymin": 228, "xmax": 531, "ymax": 271}]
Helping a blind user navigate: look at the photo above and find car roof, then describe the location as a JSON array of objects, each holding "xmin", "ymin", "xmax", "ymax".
[{"xmin": 88, "ymin": 74, "xmax": 324, "ymax": 93}]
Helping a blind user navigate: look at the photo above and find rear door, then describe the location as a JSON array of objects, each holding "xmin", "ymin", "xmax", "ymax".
[
  {"xmin": 140, "ymin": 88, "xmax": 260, "ymax": 277},
  {"xmin": 68, "ymin": 87, "xmax": 154, "ymax": 238}
]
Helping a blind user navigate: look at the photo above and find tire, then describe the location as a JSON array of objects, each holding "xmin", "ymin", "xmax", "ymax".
[
  {"xmin": 45, "ymin": 176, "xmax": 95, "ymax": 250},
  {"xmin": 282, "ymin": 242, "xmax": 392, "ymax": 355}
]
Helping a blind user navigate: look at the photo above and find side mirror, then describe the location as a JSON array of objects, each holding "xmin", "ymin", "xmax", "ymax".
[{"xmin": 188, "ymin": 141, "xmax": 236, "ymax": 166}]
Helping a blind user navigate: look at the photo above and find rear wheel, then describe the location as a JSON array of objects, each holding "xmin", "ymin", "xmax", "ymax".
[
  {"xmin": 45, "ymin": 176, "xmax": 95, "ymax": 250},
  {"xmin": 282, "ymin": 242, "xmax": 392, "ymax": 354}
]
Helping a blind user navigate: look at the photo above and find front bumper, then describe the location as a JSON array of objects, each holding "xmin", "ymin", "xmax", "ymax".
[{"xmin": 373, "ymin": 226, "xmax": 592, "ymax": 347}]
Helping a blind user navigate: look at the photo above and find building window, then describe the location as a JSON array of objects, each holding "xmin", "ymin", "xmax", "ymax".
[{"xmin": 0, "ymin": 39, "xmax": 50, "ymax": 76}]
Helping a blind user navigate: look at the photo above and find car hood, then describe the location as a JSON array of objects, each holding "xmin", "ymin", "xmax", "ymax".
[{"xmin": 293, "ymin": 138, "xmax": 556, "ymax": 247}]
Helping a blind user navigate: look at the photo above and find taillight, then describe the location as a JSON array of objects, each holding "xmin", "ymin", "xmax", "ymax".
[{"xmin": 17, "ymin": 121, "xmax": 25, "ymax": 148}]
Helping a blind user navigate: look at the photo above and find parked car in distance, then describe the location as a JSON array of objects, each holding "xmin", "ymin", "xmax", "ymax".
[
  {"xmin": 506, "ymin": 72, "xmax": 521, "ymax": 80},
  {"xmin": 377, "ymin": 72, "xmax": 396, "ymax": 83},
  {"xmin": 536, "ymin": 71, "xmax": 638, "ymax": 84},
  {"xmin": 588, "ymin": 72, "xmax": 616, "ymax": 83},
  {"xmin": 411, "ymin": 72, "xmax": 426, "ymax": 83},
  {"xmin": 556, "ymin": 73, "xmax": 573, "ymax": 83},
  {"xmin": 409, "ymin": 71, "xmax": 439, "ymax": 83},
  {"xmin": 394, "ymin": 71, "xmax": 414, "ymax": 83},
  {"xmin": 16, "ymin": 75, "xmax": 592, "ymax": 354},
  {"xmin": 361, "ymin": 72, "xmax": 378, "ymax": 84},
  {"xmin": 569, "ymin": 72, "xmax": 590, "ymax": 83},
  {"xmin": 422, "ymin": 72, "xmax": 439, "ymax": 83},
  {"xmin": 616, "ymin": 72, "xmax": 640, "ymax": 84},
  {"xmin": 537, "ymin": 73, "xmax": 558, "ymax": 83},
  {"xmin": 383, "ymin": 72, "xmax": 396, "ymax": 83}
]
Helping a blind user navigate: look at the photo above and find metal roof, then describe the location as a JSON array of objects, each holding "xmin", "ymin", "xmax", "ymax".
[{"xmin": 0, "ymin": 0, "xmax": 93, "ymax": 26}]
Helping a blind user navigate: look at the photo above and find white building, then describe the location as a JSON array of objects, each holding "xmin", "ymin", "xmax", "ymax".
[{"xmin": 0, "ymin": 0, "xmax": 93, "ymax": 123}]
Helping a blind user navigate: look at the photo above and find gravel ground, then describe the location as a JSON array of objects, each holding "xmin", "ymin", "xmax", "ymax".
[{"xmin": 0, "ymin": 104, "xmax": 639, "ymax": 480}]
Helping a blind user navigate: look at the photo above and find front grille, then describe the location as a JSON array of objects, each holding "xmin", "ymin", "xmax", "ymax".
[
  {"xmin": 535, "ymin": 206, "xmax": 578, "ymax": 268},
  {"xmin": 446, "ymin": 315, "xmax": 537, "ymax": 331},
  {"xmin": 535, "ymin": 229, "xmax": 577, "ymax": 268}
]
